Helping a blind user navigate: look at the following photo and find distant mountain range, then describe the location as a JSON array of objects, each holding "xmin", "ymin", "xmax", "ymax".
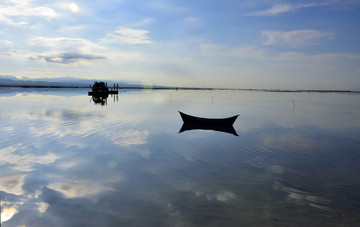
[{"xmin": 0, "ymin": 76, "xmax": 145, "ymax": 88}]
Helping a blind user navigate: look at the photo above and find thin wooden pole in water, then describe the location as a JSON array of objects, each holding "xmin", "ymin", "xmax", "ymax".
[{"xmin": 292, "ymin": 100, "xmax": 295, "ymax": 112}]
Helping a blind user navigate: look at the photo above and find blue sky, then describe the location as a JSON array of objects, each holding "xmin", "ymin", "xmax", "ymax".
[{"xmin": 0, "ymin": 0, "xmax": 359, "ymax": 89}]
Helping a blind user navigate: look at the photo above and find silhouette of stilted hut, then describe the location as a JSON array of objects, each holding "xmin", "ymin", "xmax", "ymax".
[{"xmin": 88, "ymin": 81, "xmax": 118, "ymax": 95}]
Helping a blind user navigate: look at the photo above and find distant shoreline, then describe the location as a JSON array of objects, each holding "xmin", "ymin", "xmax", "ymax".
[{"xmin": 0, "ymin": 84, "xmax": 359, "ymax": 93}]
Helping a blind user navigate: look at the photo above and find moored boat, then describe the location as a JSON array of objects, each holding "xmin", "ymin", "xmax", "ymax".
[{"xmin": 178, "ymin": 111, "xmax": 238, "ymax": 126}]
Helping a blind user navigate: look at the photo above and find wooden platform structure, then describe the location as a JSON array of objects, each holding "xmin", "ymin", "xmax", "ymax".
[{"xmin": 88, "ymin": 81, "xmax": 119, "ymax": 96}]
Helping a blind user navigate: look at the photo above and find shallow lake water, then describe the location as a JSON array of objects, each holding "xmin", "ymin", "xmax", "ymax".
[{"xmin": 1, "ymin": 88, "xmax": 360, "ymax": 226}]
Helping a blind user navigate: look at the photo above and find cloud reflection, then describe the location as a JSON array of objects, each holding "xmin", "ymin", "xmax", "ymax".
[
  {"xmin": 47, "ymin": 179, "xmax": 114, "ymax": 199},
  {"xmin": 0, "ymin": 90, "xmax": 359, "ymax": 225},
  {"xmin": 110, "ymin": 129, "xmax": 150, "ymax": 147},
  {"xmin": 195, "ymin": 190, "xmax": 236, "ymax": 202},
  {"xmin": 36, "ymin": 202, "xmax": 50, "ymax": 213},
  {"xmin": 275, "ymin": 181, "xmax": 331, "ymax": 210},
  {"xmin": 0, "ymin": 174, "xmax": 25, "ymax": 195},
  {"xmin": 1, "ymin": 202, "xmax": 22, "ymax": 222},
  {"xmin": 0, "ymin": 144, "xmax": 59, "ymax": 172}
]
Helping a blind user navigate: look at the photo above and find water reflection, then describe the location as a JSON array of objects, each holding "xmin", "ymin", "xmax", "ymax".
[
  {"xmin": 0, "ymin": 89, "xmax": 360, "ymax": 226},
  {"xmin": 276, "ymin": 181, "xmax": 332, "ymax": 210},
  {"xmin": 47, "ymin": 179, "xmax": 114, "ymax": 199},
  {"xmin": 179, "ymin": 124, "xmax": 238, "ymax": 136},
  {"xmin": 90, "ymin": 93, "xmax": 119, "ymax": 106},
  {"xmin": 0, "ymin": 175, "xmax": 26, "ymax": 196},
  {"xmin": 1, "ymin": 201, "xmax": 22, "ymax": 222}
]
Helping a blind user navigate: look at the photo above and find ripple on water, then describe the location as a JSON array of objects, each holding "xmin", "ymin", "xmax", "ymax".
[{"xmin": 274, "ymin": 181, "xmax": 332, "ymax": 211}]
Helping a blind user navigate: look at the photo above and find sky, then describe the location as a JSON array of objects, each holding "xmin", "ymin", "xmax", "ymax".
[{"xmin": 0, "ymin": 0, "xmax": 359, "ymax": 89}]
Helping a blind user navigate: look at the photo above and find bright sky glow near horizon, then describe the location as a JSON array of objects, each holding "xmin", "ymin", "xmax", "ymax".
[{"xmin": 0, "ymin": 0, "xmax": 359, "ymax": 89}]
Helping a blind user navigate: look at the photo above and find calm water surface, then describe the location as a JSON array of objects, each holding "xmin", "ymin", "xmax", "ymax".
[{"xmin": 1, "ymin": 88, "xmax": 360, "ymax": 226}]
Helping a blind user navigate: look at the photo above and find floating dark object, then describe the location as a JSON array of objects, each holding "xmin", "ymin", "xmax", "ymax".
[
  {"xmin": 179, "ymin": 111, "xmax": 238, "ymax": 126},
  {"xmin": 88, "ymin": 81, "xmax": 118, "ymax": 96},
  {"xmin": 178, "ymin": 111, "xmax": 239, "ymax": 136}
]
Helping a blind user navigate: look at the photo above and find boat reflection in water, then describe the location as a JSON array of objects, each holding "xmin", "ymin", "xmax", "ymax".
[
  {"xmin": 88, "ymin": 81, "xmax": 119, "ymax": 106},
  {"xmin": 179, "ymin": 124, "xmax": 239, "ymax": 136},
  {"xmin": 178, "ymin": 111, "xmax": 239, "ymax": 136}
]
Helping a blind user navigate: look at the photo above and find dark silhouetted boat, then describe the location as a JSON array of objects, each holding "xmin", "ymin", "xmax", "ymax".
[
  {"xmin": 179, "ymin": 111, "xmax": 238, "ymax": 126},
  {"xmin": 178, "ymin": 111, "xmax": 239, "ymax": 136}
]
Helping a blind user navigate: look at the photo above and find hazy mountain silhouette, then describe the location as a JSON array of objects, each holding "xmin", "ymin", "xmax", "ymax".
[{"xmin": 0, "ymin": 76, "xmax": 144, "ymax": 88}]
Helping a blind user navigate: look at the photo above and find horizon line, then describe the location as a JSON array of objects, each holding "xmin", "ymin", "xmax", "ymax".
[{"xmin": 0, "ymin": 84, "xmax": 359, "ymax": 93}]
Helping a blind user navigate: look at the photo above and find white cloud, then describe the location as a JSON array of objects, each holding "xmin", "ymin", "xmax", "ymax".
[
  {"xmin": 0, "ymin": 0, "xmax": 57, "ymax": 25},
  {"xmin": 2, "ymin": 40, "xmax": 13, "ymax": 46},
  {"xmin": 102, "ymin": 27, "xmax": 153, "ymax": 45},
  {"xmin": 201, "ymin": 43, "xmax": 360, "ymax": 68},
  {"xmin": 29, "ymin": 37, "xmax": 104, "ymax": 52},
  {"xmin": 28, "ymin": 51, "xmax": 106, "ymax": 64},
  {"xmin": 261, "ymin": 30, "xmax": 333, "ymax": 47},
  {"xmin": 28, "ymin": 37, "xmax": 107, "ymax": 64},
  {"xmin": 68, "ymin": 2, "xmax": 79, "ymax": 13},
  {"xmin": 251, "ymin": 3, "xmax": 293, "ymax": 16},
  {"xmin": 276, "ymin": 51, "xmax": 360, "ymax": 64},
  {"xmin": 249, "ymin": 1, "xmax": 333, "ymax": 16},
  {"xmin": 200, "ymin": 44, "xmax": 267, "ymax": 60}
]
